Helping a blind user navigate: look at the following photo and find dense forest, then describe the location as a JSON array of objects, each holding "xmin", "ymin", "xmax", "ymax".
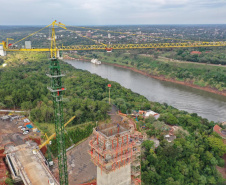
[
  {"xmin": 140, "ymin": 103, "xmax": 226, "ymax": 184},
  {"xmin": 0, "ymin": 52, "xmax": 148, "ymax": 125},
  {"xmin": 166, "ymin": 48, "xmax": 226, "ymax": 65},
  {"xmin": 139, "ymin": 47, "xmax": 226, "ymax": 65},
  {"xmin": 86, "ymin": 51, "xmax": 226, "ymax": 92},
  {"xmin": 1, "ymin": 52, "xmax": 226, "ymax": 184}
]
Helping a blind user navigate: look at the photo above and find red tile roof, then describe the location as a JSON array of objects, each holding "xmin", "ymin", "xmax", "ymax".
[
  {"xmin": 213, "ymin": 125, "xmax": 226, "ymax": 138},
  {"xmin": 190, "ymin": 51, "xmax": 202, "ymax": 55}
]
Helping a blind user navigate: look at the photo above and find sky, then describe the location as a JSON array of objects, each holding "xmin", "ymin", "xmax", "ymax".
[{"xmin": 1, "ymin": 0, "xmax": 226, "ymax": 25}]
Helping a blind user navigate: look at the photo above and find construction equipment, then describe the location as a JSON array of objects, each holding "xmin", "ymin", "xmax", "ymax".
[
  {"xmin": 1, "ymin": 24, "xmax": 226, "ymax": 54},
  {"xmin": 44, "ymin": 133, "xmax": 53, "ymax": 166},
  {"xmin": 2, "ymin": 40, "xmax": 226, "ymax": 52},
  {"xmin": 48, "ymin": 21, "xmax": 69, "ymax": 185},
  {"xmin": 34, "ymin": 116, "xmax": 75, "ymax": 169},
  {"xmin": 38, "ymin": 114, "xmax": 75, "ymax": 184},
  {"xmin": 37, "ymin": 116, "xmax": 75, "ymax": 151},
  {"xmin": 1, "ymin": 21, "xmax": 72, "ymax": 185},
  {"xmin": 6, "ymin": 38, "xmax": 14, "ymax": 49},
  {"xmin": 1, "ymin": 21, "xmax": 226, "ymax": 185}
]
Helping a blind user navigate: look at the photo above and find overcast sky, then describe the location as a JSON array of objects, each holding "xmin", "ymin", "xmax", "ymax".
[{"xmin": 1, "ymin": 0, "xmax": 226, "ymax": 25}]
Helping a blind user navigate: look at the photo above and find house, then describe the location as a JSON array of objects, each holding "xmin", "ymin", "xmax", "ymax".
[
  {"xmin": 145, "ymin": 110, "xmax": 160, "ymax": 119},
  {"xmin": 164, "ymin": 134, "xmax": 176, "ymax": 142},
  {"xmin": 213, "ymin": 125, "xmax": 226, "ymax": 139},
  {"xmin": 138, "ymin": 110, "xmax": 146, "ymax": 115},
  {"xmin": 164, "ymin": 126, "xmax": 178, "ymax": 142},
  {"xmin": 190, "ymin": 51, "xmax": 202, "ymax": 55}
]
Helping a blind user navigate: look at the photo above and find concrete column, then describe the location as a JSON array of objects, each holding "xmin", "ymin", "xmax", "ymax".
[
  {"xmin": 97, "ymin": 164, "xmax": 131, "ymax": 185},
  {"xmin": 57, "ymin": 50, "xmax": 63, "ymax": 59},
  {"xmin": 0, "ymin": 46, "xmax": 6, "ymax": 56}
]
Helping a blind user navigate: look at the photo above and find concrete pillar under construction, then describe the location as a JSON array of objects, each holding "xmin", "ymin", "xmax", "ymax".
[
  {"xmin": 0, "ymin": 46, "xmax": 6, "ymax": 56},
  {"xmin": 89, "ymin": 121, "xmax": 141, "ymax": 185},
  {"xmin": 97, "ymin": 164, "xmax": 131, "ymax": 185}
]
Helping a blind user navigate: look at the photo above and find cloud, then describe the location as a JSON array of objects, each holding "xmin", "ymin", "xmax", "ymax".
[{"xmin": 0, "ymin": 0, "xmax": 225, "ymax": 25}]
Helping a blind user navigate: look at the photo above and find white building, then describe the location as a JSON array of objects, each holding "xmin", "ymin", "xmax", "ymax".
[
  {"xmin": 0, "ymin": 45, "xmax": 6, "ymax": 56},
  {"xmin": 144, "ymin": 110, "xmax": 160, "ymax": 119}
]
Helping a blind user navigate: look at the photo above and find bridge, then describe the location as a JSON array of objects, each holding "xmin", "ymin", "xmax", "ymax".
[{"xmin": 5, "ymin": 141, "xmax": 59, "ymax": 185}]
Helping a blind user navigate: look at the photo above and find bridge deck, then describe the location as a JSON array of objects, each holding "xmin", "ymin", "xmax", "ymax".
[{"xmin": 6, "ymin": 141, "xmax": 59, "ymax": 185}]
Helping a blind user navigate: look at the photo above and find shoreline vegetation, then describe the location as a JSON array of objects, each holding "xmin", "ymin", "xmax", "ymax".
[
  {"xmin": 102, "ymin": 62, "xmax": 226, "ymax": 97},
  {"xmin": 1, "ymin": 53, "xmax": 226, "ymax": 184},
  {"xmin": 64, "ymin": 54, "xmax": 226, "ymax": 97}
]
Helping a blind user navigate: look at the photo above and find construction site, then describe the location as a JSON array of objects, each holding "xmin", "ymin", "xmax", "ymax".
[
  {"xmin": 0, "ymin": 108, "xmax": 143, "ymax": 185},
  {"xmin": 89, "ymin": 121, "xmax": 141, "ymax": 185},
  {"xmin": 1, "ymin": 20, "xmax": 226, "ymax": 185}
]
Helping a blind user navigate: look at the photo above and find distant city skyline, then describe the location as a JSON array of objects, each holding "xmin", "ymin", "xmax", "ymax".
[{"xmin": 1, "ymin": 0, "xmax": 226, "ymax": 25}]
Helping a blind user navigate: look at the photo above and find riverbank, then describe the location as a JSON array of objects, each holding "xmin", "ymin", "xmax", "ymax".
[
  {"xmin": 64, "ymin": 55, "xmax": 226, "ymax": 97},
  {"xmin": 101, "ymin": 62, "xmax": 226, "ymax": 97}
]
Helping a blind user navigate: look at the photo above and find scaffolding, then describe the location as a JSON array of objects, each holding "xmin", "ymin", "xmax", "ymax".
[{"xmin": 89, "ymin": 122, "xmax": 141, "ymax": 185}]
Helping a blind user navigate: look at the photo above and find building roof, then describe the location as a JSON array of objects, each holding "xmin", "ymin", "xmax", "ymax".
[
  {"xmin": 145, "ymin": 110, "xmax": 158, "ymax": 116},
  {"xmin": 190, "ymin": 51, "xmax": 202, "ymax": 55},
  {"xmin": 213, "ymin": 125, "xmax": 226, "ymax": 138},
  {"xmin": 164, "ymin": 135, "xmax": 176, "ymax": 142}
]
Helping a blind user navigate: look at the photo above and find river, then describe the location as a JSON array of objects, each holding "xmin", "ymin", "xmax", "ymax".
[{"xmin": 65, "ymin": 60, "xmax": 226, "ymax": 123}]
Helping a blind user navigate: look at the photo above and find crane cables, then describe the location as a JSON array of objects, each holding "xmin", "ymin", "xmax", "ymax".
[{"xmin": 12, "ymin": 23, "xmax": 52, "ymax": 46}]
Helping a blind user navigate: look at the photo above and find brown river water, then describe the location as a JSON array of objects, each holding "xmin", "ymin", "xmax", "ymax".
[{"xmin": 65, "ymin": 60, "xmax": 226, "ymax": 123}]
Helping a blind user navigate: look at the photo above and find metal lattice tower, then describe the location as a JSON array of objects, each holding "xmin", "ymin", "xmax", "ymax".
[{"xmin": 47, "ymin": 58, "xmax": 68, "ymax": 185}]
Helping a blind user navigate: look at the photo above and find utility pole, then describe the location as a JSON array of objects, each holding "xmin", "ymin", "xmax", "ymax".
[{"xmin": 108, "ymin": 84, "xmax": 111, "ymax": 104}]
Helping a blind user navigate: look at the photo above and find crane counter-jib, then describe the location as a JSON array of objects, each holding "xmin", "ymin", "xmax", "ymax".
[
  {"xmin": 3, "ymin": 41, "xmax": 226, "ymax": 52},
  {"xmin": 4, "ymin": 48, "xmax": 50, "ymax": 52}
]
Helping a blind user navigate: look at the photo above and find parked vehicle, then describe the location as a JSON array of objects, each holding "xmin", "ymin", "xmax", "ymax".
[
  {"xmin": 23, "ymin": 131, "xmax": 28, "ymax": 135},
  {"xmin": 18, "ymin": 126, "xmax": 22, "ymax": 128},
  {"xmin": 48, "ymin": 178, "xmax": 54, "ymax": 185},
  {"xmin": 23, "ymin": 118, "xmax": 30, "ymax": 123},
  {"xmin": 21, "ymin": 128, "xmax": 26, "ymax": 131}
]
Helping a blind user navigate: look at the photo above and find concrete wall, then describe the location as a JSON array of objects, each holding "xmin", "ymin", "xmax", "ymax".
[
  {"xmin": 0, "ymin": 46, "xmax": 6, "ymax": 56},
  {"xmin": 97, "ymin": 164, "xmax": 131, "ymax": 185}
]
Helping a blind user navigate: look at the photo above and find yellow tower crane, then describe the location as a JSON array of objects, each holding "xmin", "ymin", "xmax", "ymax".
[
  {"xmin": 1, "ymin": 21, "xmax": 226, "ymax": 54},
  {"xmin": 1, "ymin": 21, "xmax": 226, "ymax": 185},
  {"xmin": 37, "ymin": 116, "xmax": 75, "ymax": 151}
]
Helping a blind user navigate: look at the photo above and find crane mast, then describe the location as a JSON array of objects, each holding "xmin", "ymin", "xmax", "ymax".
[
  {"xmin": 47, "ymin": 21, "xmax": 68, "ymax": 185},
  {"xmin": 1, "ymin": 21, "xmax": 226, "ymax": 185}
]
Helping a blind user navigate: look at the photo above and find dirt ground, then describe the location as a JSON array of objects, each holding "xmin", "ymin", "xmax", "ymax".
[
  {"xmin": 109, "ymin": 105, "xmax": 122, "ymax": 123},
  {"xmin": 216, "ymin": 166, "xmax": 226, "ymax": 179},
  {"xmin": 50, "ymin": 106, "xmax": 127, "ymax": 184},
  {"xmin": 65, "ymin": 105, "xmax": 123, "ymax": 184},
  {"xmin": 0, "ymin": 115, "xmax": 40, "ymax": 148},
  {"xmin": 216, "ymin": 154, "xmax": 226, "ymax": 180},
  {"xmin": 67, "ymin": 136, "xmax": 96, "ymax": 185}
]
